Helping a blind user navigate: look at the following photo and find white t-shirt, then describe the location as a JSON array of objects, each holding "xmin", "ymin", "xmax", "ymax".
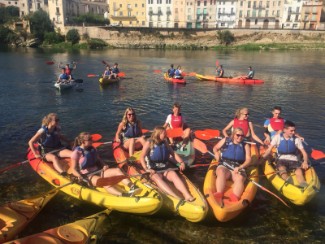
[
  {"xmin": 271, "ymin": 134, "xmax": 303, "ymax": 161},
  {"xmin": 165, "ymin": 114, "xmax": 186, "ymax": 129}
]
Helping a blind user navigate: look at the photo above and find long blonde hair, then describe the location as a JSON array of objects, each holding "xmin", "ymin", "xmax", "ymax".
[
  {"xmin": 235, "ymin": 107, "xmax": 248, "ymax": 119},
  {"xmin": 73, "ymin": 132, "xmax": 92, "ymax": 148},
  {"xmin": 150, "ymin": 126, "xmax": 166, "ymax": 148},
  {"xmin": 41, "ymin": 113, "xmax": 58, "ymax": 126},
  {"xmin": 121, "ymin": 107, "xmax": 139, "ymax": 126}
]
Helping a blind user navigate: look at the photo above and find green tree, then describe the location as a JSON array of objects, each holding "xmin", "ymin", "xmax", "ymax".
[
  {"xmin": 44, "ymin": 32, "xmax": 65, "ymax": 44},
  {"xmin": 217, "ymin": 30, "xmax": 235, "ymax": 46},
  {"xmin": 0, "ymin": 6, "xmax": 19, "ymax": 24},
  {"xmin": 29, "ymin": 9, "xmax": 54, "ymax": 41},
  {"xmin": 0, "ymin": 26, "xmax": 18, "ymax": 44},
  {"xmin": 66, "ymin": 29, "xmax": 80, "ymax": 44}
]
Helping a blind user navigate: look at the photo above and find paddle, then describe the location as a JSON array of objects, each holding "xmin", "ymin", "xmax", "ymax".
[
  {"xmin": 46, "ymin": 61, "xmax": 55, "ymax": 65},
  {"xmin": 182, "ymin": 72, "xmax": 196, "ymax": 77},
  {"xmin": 0, "ymin": 134, "xmax": 102, "ymax": 174},
  {"xmin": 192, "ymin": 138, "xmax": 290, "ymax": 208},
  {"xmin": 216, "ymin": 60, "xmax": 219, "ymax": 67},
  {"xmin": 74, "ymin": 79, "xmax": 83, "ymax": 83},
  {"xmin": 87, "ymin": 72, "xmax": 125, "ymax": 78},
  {"xmin": 167, "ymin": 127, "xmax": 184, "ymax": 138},
  {"xmin": 302, "ymin": 141, "xmax": 325, "ymax": 160}
]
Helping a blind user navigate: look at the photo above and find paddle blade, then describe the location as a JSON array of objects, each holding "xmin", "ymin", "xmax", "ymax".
[
  {"xmin": 91, "ymin": 134, "xmax": 102, "ymax": 142},
  {"xmin": 194, "ymin": 129, "xmax": 220, "ymax": 140},
  {"xmin": 154, "ymin": 70, "xmax": 162, "ymax": 73},
  {"xmin": 311, "ymin": 149, "xmax": 325, "ymax": 160},
  {"xmin": 188, "ymin": 72, "xmax": 197, "ymax": 76},
  {"xmin": 167, "ymin": 127, "xmax": 183, "ymax": 138},
  {"xmin": 93, "ymin": 142, "xmax": 104, "ymax": 148},
  {"xmin": 46, "ymin": 61, "xmax": 55, "ymax": 65},
  {"xmin": 142, "ymin": 129, "xmax": 150, "ymax": 134},
  {"xmin": 96, "ymin": 175, "xmax": 128, "ymax": 187},
  {"xmin": 118, "ymin": 72, "xmax": 126, "ymax": 77},
  {"xmin": 204, "ymin": 129, "xmax": 220, "ymax": 137},
  {"xmin": 193, "ymin": 138, "xmax": 208, "ymax": 154},
  {"xmin": 102, "ymin": 60, "xmax": 108, "ymax": 65},
  {"xmin": 216, "ymin": 60, "xmax": 219, "ymax": 66},
  {"xmin": 87, "ymin": 74, "xmax": 99, "ymax": 78}
]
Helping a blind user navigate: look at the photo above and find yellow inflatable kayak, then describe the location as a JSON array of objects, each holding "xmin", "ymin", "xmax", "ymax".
[
  {"xmin": 0, "ymin": 190, "xmax": 57, "ymax": 243},
  {"xmin": 113, "ymin": 143, "xmax": 208, "ymax": 222},
  {"xmin": 27, "ymin": 148, "xmax": 162, "ymax": 215},
  {"xmin": 264, "ymin": 160, "xmax": 320, "ymax": 205},
  {"xmin": 5, "ymin": 209, "xmax": 111, "ymax": 244},
  {"xmin": 203, "ymin": 144, "xmax": 259, "ymax": 222}
]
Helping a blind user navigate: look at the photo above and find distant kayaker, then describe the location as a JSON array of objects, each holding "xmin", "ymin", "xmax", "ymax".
[
  {"xmin": 111, "ymin": 63, "xmax": 120, "ymax": 79},
  {"xmin": 140, "ymin": 126, "xmax": 195, "ymax": 202},
  {"xmin": 163, "ymin": 102, "xmax": 191, "ymax": 151},
  {"xmin": 213, "ymin": 128, "xmax": 252, "ymax": 202},
  {"xmin": 174, "ymin": 65, "xmax": 183, "ymax": 79},
  {"xmin": 70, "ymin": 132, "xmax": 141, "ymax": 196},
  {"xmin": 245, "ymin": 66, "xmax": 254, "ymax": 79},
  {"xmin": 102, "ymin": 65, "xmax": 112, "ymax": 79},
  {"xmin": 216, "ymin": 65, "xmax": 224, "ymax": 78},
  {"xmin": 115, "ymin": 107, "xmax": 146, "ymax": 156},
  {"xmin": 261, "ymin": 120, "xmax": 309, "ymax": 187},
  {"xmin": 28, "ymin": 113, "xmax": 72, "ymax": 175},
  {"xmin": 58, "ymin": 62, "xmax": 76, "ymax": 78},
  {"xmin": 167, "ymin": 64, "xmax": 175, "ymax": 78},
  {"xmin": 57, "ymin": 68, "xmax": 71, "ymax": 83},
  {"xmin": 222, "ymin": 107, "xmax": 264, "ymax": 145}
]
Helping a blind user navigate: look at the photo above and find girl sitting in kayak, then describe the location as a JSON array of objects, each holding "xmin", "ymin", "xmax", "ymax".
[
  {"xmin": 174, "ymin": 65, "xmax": 183, "ymax": 79},
  {"xmin": 115, "ymin": 107, "xmax": 146, "ymax": 156},
  {"xmin": 102, "ymin": 65, "xmax": 113, "ymax": 79},
  {"xmin": 213, "ymin": 128, "xmax": 252, "ymax": 202},
  {"xmin": 57, "ymin": 68, "xmax": 71, "ymax": 83},
  {"xmin": 28, "ymin": 113, "xmax": 72, "ymax": 175},
  {"xmin": 222, "ymin": 107, "xmax": 264, "ymax": 146},
  {"xmin": 140, "ymin": 126, "xmax": 195, "ymax": 202},
  {"xmin": 70, "ymin": 132, "xmax": 141, "ymax": 196}
]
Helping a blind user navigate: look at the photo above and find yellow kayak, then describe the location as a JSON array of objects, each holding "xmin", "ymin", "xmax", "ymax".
[
  {"xmin": 264, "ymin": 160, "xmax": 320, "ymax": 205},
  {"xmin": 99, "ymin": 77, "xmax": 120, "ymax": 85},
  {"xmin": 113, "ymin": 144, "xmax": 208, "ymax": 222},
  {"xmin": 5, "ymin": 209, "xmax": 111, "ymax": 244},
  {"xmin": 203, "ymin": 144, "xmax": 259, "ymax": 222},
  {"xmin": 0, "ymin": 190, "xmax": 57, "ymax": 243},
  {"xmin": 27, "ymin": 148, "xmax": 162, "ymax": 215}
]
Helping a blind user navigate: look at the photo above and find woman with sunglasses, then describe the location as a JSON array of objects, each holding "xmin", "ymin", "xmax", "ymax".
[
  {"xmin": 222, "ymin": 107, "xmax": 264, "ymax": 145},
  {"xmin": 70, "ymin": 132, "xmax": 141, "ymax": 196},
  {"xmin": 115, "ymin": 107, "xmax": 146, "ymax": 156},
  {"xmin": 28, "ymin": 113, "xmax": 72, "ymax": 175},
  {"xmin": 213, "ymin": 128, "xmax": 252, "ymax": 202},
  {"xmin": 140, "ymin": 126, "xmax": 195, "ymax": 201}
]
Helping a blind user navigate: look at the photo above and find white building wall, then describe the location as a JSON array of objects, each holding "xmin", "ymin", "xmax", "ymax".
[
  {"xmin": 147, "ymin": 0, "xmax": 173, "ymax": 28},
  {"xmin": 216, "ymin": 0, "xmax": 237, "ymax": 28}
]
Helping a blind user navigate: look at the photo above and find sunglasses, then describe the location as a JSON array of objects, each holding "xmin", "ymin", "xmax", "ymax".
[
  {"xmin": 54, "ymin": 119, "xmax": 60, "ymax": 122},
  {"xmin": 236, "ymin": 134, "xmax": 244, "ymax": 137},
  {"xmin": 242, "ymin": 113, "xmax": 249, "ymax": 116},
  {"xmin": 127, "ymin": 113, "xmax": 135, "ymax": 116}
]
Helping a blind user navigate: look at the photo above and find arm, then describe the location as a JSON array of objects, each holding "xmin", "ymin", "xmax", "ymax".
[
  {"xmin": 28, "ymin": 130, "xmax": 43, "ymax": 158},
  {"xmin": 115, "ymin": 122, "xmax": 124, "ymax": 142},
  {"xmin": 222, "ymin": 120, "xmax": 233, "ymax": 138},
  {"xmin": 299, "ymin": 147, "xmax": 309, "ymax": 170},
  {"xmin": 163, "ymin": 115, "xmax": 171, "ymax": 129},
  {"xmin": 249, "ymin": 122, "xmax": 264, "ymax": 145},
  {"xmin": 213, "ymin": 138, "xmax": 226, "ymax": 161},
  {"xmin": 167, "ymin": 143, "xmax": 186, "ymax": 171},
  {"xmin": 140, "ymin": 141, "xmax": 153, "ymax": 173},
  {"xmin": 70, "ymin": 151, "xmax": 83, "ymax": 180}
]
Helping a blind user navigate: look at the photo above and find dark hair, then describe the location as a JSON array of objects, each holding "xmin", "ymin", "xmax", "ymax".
[
  {"xmin": 170, "ymin": 64, "xmax": 174, "ymax": 68},
  {"xmin": 273, "ymin": 106, "xmax": 282, "ymax": 111},
  {"xmin": 284, "ymin": 120, "xmax": 295, "ymax": 128},
  {"xmin": 249, "ymin": 66, "xmax": 252, "ymax": 69},
  {"xmin": 173, "ymin": 102, "xmax": 181, "ymax": 108},
  {"xmin": 114, "ymin": 63, "xmax": 118, "ymax": 65}
]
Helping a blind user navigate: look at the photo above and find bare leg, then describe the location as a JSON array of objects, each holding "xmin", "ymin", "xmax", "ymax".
[
  {"xmin": 151, "ymin": 173, "xmax": 181, "ymax": 199},
  {"xmin": 164, "ymin": 171, "xmax": 194, "ymax": 201},
  {"xmin": 295, "ymin": 168, "xmax": 307, "ymax": 186},
  {"xmin": 278, "ymin": 165, "xmax": 289, "ymax": 181},
  {"xmin": 45, "ymin": 153, "xmax": 64, "ymax": 173},
  {"xmin": 215, "ymin": 166, "xmax": 231, "ymax": 194},
  {"xmin": 231, "ymin": 171, "xmax": 246, "ymax": 198}
]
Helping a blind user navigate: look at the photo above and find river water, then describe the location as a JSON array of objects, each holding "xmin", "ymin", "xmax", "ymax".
[{"xmin": 0, "ymin": 47, "xmax": 324, "ymax": 243}]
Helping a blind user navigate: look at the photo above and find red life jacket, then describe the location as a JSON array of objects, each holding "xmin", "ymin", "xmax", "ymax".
[
  {"xmin": 65, "ymin": 68, "xmax": 72, "ymax": 75},
  {"xmin": 233, "ymin": 118, "xmax": 249, "ymax": 136},
  {"xmin": 269, "ymin": 118, "xmax": 284, "ymax": 131},
  {"xmin": 170, "ymin": 114, "xmax": 183, "ymax": 128}
]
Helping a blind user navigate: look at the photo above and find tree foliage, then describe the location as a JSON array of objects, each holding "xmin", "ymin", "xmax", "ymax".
[
  {"xmin": 0, "ymin": 6, "xmax": 19, "ymax": 24},
  {"xmin": 44, "ymin": 32, "xmax": 65, "ymax": 44},
  {"xmin": 0, "ymin": 26, "xmax": 18, "ymax": 44},
  {"xmin": 29, "ymin": 9, "xmax": 54, "ymax": 41},
  {"xmin": 66, "ymin": 29, "xmax": 80, "ymax": 44},
  {"xmin": 217, "ymin": 30, "xmax": 235, "ymax": 46}
]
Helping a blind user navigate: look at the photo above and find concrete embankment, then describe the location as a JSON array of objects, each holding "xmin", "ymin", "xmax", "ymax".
[{"xmin": 66, "ymin": 26, "xmax": 325, "ymax": 48}]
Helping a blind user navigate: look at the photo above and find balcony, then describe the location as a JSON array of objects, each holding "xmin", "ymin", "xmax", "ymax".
[
  {"xmin": 149, "ymin": 11, "xmax": 163, "ymax": 16},
  {"xmin": 252, "ymin": 5, "xmax": 265, "ymax": 10},
  {"xmin": 111, "ymin": 15, "xmax": 136, "ymax": 20}
]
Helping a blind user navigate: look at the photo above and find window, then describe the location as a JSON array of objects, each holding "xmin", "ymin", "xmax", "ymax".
[
  {"xmin": 255, "ymin": 19, "xmax": 258, "ymax": 24},
  {"xmin": 239, "ymin": 10, "xmax": 242, "ymax": 17},
  {"xmin": 248, "ymin": 1, "xmax": 251, "ymax": 8},
  {"xmin": 247, "ymin": 10, "xmax": 250, "ymax": 17}
]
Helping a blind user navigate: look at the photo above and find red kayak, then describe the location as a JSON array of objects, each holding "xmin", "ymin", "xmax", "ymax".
[
  {"xmin": 196, "ymin": 74, "xmax": 264, "ymax": 84},
  {"xmin": 164, "ymin": 73, "xmax": 186, "ymax": 84}
]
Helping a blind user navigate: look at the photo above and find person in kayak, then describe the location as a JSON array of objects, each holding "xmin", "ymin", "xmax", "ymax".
[
  {"xmin": 263, "ymin": 106, "xmax": 304, "ymax": 145},
  {"xmin": 163, "ymin": 102, "xmax": 191, "ymax": 151},
  {"xmin": 70, "ymin": 132, "xmax": 141, "ymax": 196},
  {"xmin": 222, "ymin": 107, "xmax": 264, "ymax": 145},
  {"xmin": 111, "ymin": 63, "xmax": 120, "ymax": 79},
  {"xmin": 115, "ymin": 107, "xmax": 146, "ymax": 156},
  {"xmin": 167, "ymin": 64, "xmax": 175, "ymax": 78},
  {"xmin": 28, "ymin": 113, "xmax": 72, "ymax": 175},
  {"xmin": 174, "ymin": 65, "xmax": 183, "ymax": 79},
  {"xmin": 140, "ymin": 126, "xmax": 195, "ymax": 202},
  {"xmin": 58, "ymin": 62, "xmax": 76, "ymax": 78},
  {"xmin": 102, "ymin": 65, "xmax": 113, "ymax": 79},
  {"xmin": 57, "ymin": 68, "xmax": 71, "ymax": 83},
  {"xmin": 261, "ymin": 120, "xmax": 308, "ymax": 187},
  {"xmin": 213, "ymin": 128, "xmax": 252, "ymax": 202},
  {"xmin": 216, "ymin": 65, "xmax": 224, "ymax": 78},
  {"xmin": 245, "ymin": 66, "xmax": 254, "ymax": 79}
]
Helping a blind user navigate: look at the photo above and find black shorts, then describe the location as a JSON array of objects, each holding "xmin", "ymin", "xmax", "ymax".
[{"xmin": 276, "ymin": 159, "xmax": 301, "ymax": 171}]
